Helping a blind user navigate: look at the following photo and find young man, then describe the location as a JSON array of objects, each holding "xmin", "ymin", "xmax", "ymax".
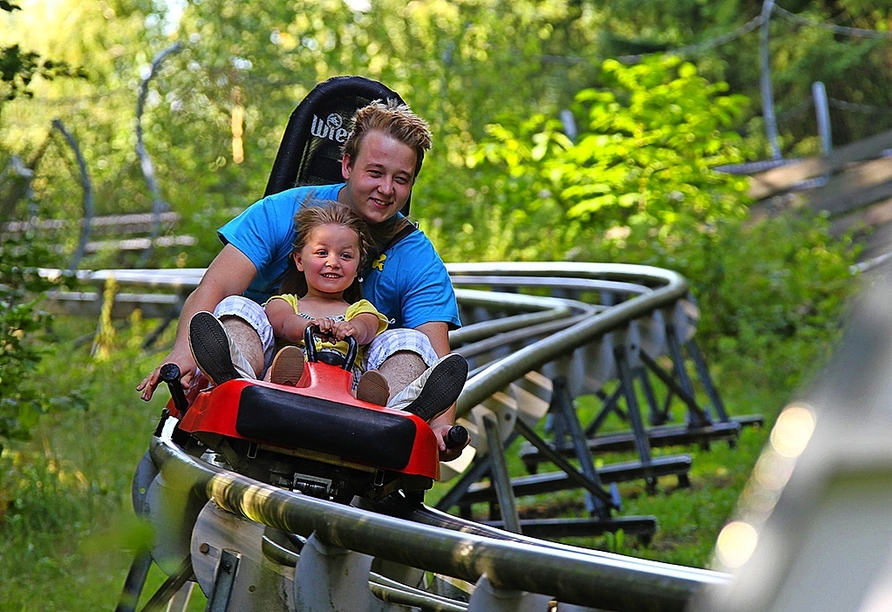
[{"xmin": 137, "ymin": 100, "xmax": 465, "ymax": 459}]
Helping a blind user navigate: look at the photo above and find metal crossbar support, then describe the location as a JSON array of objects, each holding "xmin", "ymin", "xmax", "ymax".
[
  {"xmin": 483, "ymin": 413, "xmax": 523, "ymax": 533},
  {"xmin": 637, "ymin": 366, "xmax": 664, "ymax": 426},
  {"xmin": 461, "ymin": 455, "xmax": 692, "ymax": 504},
  {"xmin": 114, "ymin": 552, "xmax": 152, "ymax": 612},
  {"xmin": 585, "ymin": 385, "xmax": 625, "ymax": 438},
  {"xmin": 437, "ymin": 415, "xmax": 653, "ymax": 537},
  {"xmin": 166, "ymin": 583, "xmax": 196, "ymax": 612},
  {"xmin": 685, "ymin": 339, "xmax": 730, "ymax": 422},
  {"xmin": 550, "ymin": 376, "xmax": 616, "ymax": 518},
  {"xmin": 513, "ymin": 418, "xmax": 616, "ymax": 509},
  {"xmin": 137, "ymin": 556, "xmax": 194, "ymax": 612},
  {"xmin": 638, "ymin": 350, "xmax": 710, "ymax": 424},
  {"xmin": 205, "ymin": 550, "xmax": 239, "ymax": 612},
  {"xmin": 435, "ymin": 449, "xmax": 498, "ymax": 517},
  {"xmin": 523, "ymin": 343, "xmax": 720, "ymax": 488},
  {"xmin": 613, "ymin": 346, "xmax": 655, "ymax": 488},
  {"xmin": 521, "ymin": 420, "xmax": 743, "ymax": 472},
  {"xmin": 663, "ymin": 320, "xmax": 710, "ymax": 428}
]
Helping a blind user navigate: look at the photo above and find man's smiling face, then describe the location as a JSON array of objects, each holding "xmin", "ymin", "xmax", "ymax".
[{"xmin": 340, "ymin": 129, "xmax": 416, "ymax": 225}]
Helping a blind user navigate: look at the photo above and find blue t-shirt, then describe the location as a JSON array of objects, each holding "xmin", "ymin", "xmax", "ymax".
[{"xmin": 218, "ymin": 184, "xmax": 460, "ymax": 330}]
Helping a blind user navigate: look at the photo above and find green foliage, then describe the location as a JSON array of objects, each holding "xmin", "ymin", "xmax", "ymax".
[
  {"xmin": 0, "ymin": 233, "xmax": 87, "ymax": 451},
  {"xmin": 577, "ymin": 1, "xmax": 892, "ymax": 157},
  {"xmin": 2, "ymin": 0, "xmax": 889, "ymax": 273},
  {"xmin": 454, "ymin": 56, "xmax": 856, "ymax": 384},
  {"xmin": 561, "ymin": 58, "xmax": 750, "ymax": 224},
  {"xmin": 0, "ymin": 2, "xmax": 91, "ymax": 450},
  {"xmin": 697, "ymin": 213, "xmax": 857, "ymax": 390},
  {"xmin": 0, "ymin": 316, "xmax": 174, "ymax": 611},
  {"xmin": 0, "ymin": 43, "xmax": 87, "ymax": 100},
  {"xmin": 457, "ymin": 57, "xmax": 752, "ymax": 261},
  {"xmin": 2, "ymin": 0, "xmax": 612, "ymax": 272}
]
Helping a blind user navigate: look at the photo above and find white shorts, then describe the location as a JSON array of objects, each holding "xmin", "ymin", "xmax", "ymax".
[
  {"xmin": 215, "ymin": 295, "xmax": 276, "ymax": 365},
  {"xmin": 365, "ymin": 328, "xmax": 439, "ymax": 371},
  {"xmin": 214, "ymin": 295, "xmax": 439, "ymax": 372}
]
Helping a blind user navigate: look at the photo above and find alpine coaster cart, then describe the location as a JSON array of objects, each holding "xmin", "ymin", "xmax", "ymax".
[{"xmin": 115, "ymin": 76, "xmax": 460, "ymax": 612}]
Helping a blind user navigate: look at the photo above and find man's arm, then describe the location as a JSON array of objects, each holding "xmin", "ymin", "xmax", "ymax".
[
  {"xmin": 416, "ymin": 321, "xmax": 450, "ymax": 357},
  {"xmin": 137, "ymin": 244, "xmax": 258, "ymax": 401}
]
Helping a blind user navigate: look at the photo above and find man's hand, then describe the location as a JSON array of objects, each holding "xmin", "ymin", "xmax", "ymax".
[
  {"xmin": 430, "ymin": 405, "xmax": 467, "ymax": 462},
  {"xmin": 137, "ymin": 345, "xmax": 197, "ymax": 401},
  {"xmin": 136, "ymin": 245, "xmax": 257, "ymax": 402},
  {"xmin": 432, "ymin": 422, "xmax": 469, "ymax": 462}
]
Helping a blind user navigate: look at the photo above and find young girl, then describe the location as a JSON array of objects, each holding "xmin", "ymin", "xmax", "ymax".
[
  {"xmin": 188, "ymin": 199, "xmax": 467, "ymax": 422},
  {"xmin": 262, "ymin": 200, "xmax": 390, "ymax": 403}
]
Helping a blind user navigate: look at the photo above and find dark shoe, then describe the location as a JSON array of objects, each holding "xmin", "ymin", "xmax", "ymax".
[
  {"xmin": 355, "ymin": 369, "xmax": 390, "ymax": 405},
  {"xmin": 189, "ymin": 311, "xmax": 241, "ymax": 385},
  {"xmin": 391, "ymin": 354, "xmax": 468, "ymax": 422},
  {"xmin": 268, "ymin": 346, "xmax": 305, "ymax": 386}
]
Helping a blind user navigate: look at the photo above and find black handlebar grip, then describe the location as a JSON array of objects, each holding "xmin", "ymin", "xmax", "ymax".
[
  {"xmin": 444, "ymin": 425, "xmax": 469, "ymax": 449},
  {"xmin": 304, "ymin": 324, "xmax": 358, "ymax": 370},
  {"xmin": 160, "ymin": 363, "xmax": 189, "ymax": 415}
]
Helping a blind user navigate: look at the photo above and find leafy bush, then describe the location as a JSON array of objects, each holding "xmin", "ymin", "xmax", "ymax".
[
  {"xmin": 445, "ymin": 56, "xmax": 857, "ymax": 384},
  {"xmin": 0, "ymin": 233, "xmax": 86, "ymax": 451},
  {"xmin": 694, "ymin": 213, "xmax": 858, "ymax": 389},
  {"xmin": 457, "ymin": 57, "xmax": 751, "ymax": 255}
]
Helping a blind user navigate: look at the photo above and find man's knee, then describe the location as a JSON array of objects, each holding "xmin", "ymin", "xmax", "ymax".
[
  {"xmin": 377, "ymin": 350, "xmax": 427, "ymax": 402},
  {"xmin": 220, "ymin": 315, "xmax": 264, "ymax": 378},
  {"xmin": 366, "ymin": 329, "xmax": 438, "ymax": 371},
  {"xmin": 213, "ymin": 295, "xmax": 275, "ymax": 369}
]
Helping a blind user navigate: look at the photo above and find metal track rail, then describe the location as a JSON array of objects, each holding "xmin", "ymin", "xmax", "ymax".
[
  {"xmin": 51, "ymin": 261, "xmax": 754, "ymax": 610},
  {"xmin": 445, "ymin": 262, "xmax": 689, "ymax": 414},
  {"xmin": 149, "ymin": 435, "xmax": 728, "ymax": 612}
]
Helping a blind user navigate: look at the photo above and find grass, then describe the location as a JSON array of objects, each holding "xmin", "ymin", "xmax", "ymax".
[
  {"xmin": 0, "ymin": 315, "xmax": 207, "ymax": 611},
  {"xmin": 0, "ymin": 313, "xmax": 790, "ymax": 609}
]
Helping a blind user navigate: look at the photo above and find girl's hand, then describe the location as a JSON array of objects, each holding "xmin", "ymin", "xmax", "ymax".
[
  {"xmin": 312, "ymin": 314, "xmax": 376, "ymax": 345},
  {"xmin": 330, "ymin": 320, "xmax": 359, "ymax": 341},
  {"xmin": 312, "ymin": 317, "xmax": 344, "ymax": 339}
]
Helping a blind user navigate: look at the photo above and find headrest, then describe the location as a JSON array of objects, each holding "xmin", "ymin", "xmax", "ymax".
[{"xmin": 264, "ymin": 76, "xmax": 406, "ymax": 200}]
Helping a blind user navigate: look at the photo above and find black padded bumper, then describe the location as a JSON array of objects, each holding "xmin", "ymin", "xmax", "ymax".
[{"xmin": 235, "ymin": 385, "xmax": 416, "ymax": 470}]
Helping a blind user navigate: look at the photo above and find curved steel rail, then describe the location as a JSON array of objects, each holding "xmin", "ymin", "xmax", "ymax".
[
  {"xmin": 114, "ymin": 261, "xmax": 726, "ymax": 612},
  {"xmin": 41, "ymin": 261, "xmax": 730, "ymax": 609},
  {"xmin": 150, "ymin": 434, "xmax": 728, "ymax": 612},
  {"xmin": 445, "ymin": 262, "xmax": 689, "ymax": 415}
]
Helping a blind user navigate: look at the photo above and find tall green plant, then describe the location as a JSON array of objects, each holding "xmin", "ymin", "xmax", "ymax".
[
  {"xmin": 460, "ymin": 56, "xmax": 752, "ymax": 262},
  {"xmin": 0, "ymin": 2, "xmax": 87, "ymax": 452},
  {"xmin": 0, "ymin": 234, "xmax": 92, "ymax": 464},
  {"xmin": 461, "ymin": 56, "xmax": 856, "ymax": 378}
]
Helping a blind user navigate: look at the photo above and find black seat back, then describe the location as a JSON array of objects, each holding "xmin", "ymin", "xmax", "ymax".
[{"xmin": 264, "ymin": 76, "xmax": 411, "ymax": 215}]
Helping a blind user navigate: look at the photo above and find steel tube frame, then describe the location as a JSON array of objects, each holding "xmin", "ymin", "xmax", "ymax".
[
  {"xmin": 445, "ymin": 263, "xmax": 688, "ymax": 417},
  {"xmin": 149, "ymin": 435, "xmax": 727, "ymax": 612}
]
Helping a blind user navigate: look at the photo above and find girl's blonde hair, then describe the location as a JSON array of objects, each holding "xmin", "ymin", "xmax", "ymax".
[{"xmin": 278, "ymin": 199, "xmax": 372, "ymax": 302}]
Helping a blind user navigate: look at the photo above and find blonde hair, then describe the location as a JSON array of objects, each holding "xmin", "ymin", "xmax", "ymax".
[
  {"xmin": 342, "ymin": 99, "xmax": 432, "ymax": 178},
  {"xmin": 278, "ymin": 199, "xmax": 372, "ymax": 302}
]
